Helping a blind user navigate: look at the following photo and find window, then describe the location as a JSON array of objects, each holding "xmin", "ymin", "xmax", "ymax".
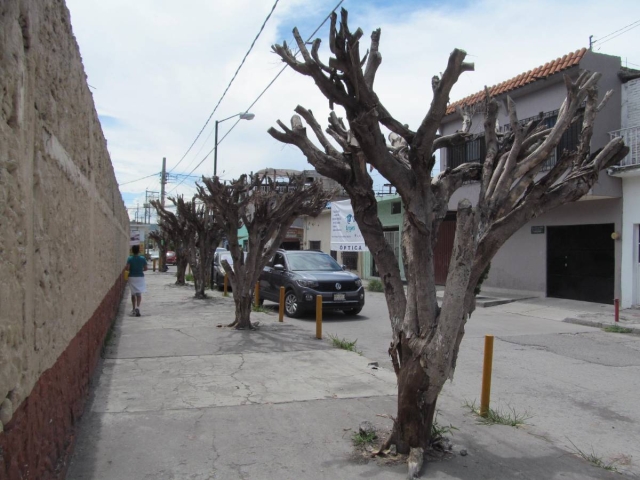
[
  {"xmin": 447, "ymin": 136, "xmax": 486, "ymax": 170},
  {"xmin": 309, "ymin": 240, "xmax": 321, "ymax": 250},
  {"xmin": 273, "ymin": 253, "xmax": 285, "ymax": 268},
  {"xmin": 342, "ymin": 251, "xmax": 358, "ymax": 270},
  {"xmin": 391, "ymin": 201, "xmax": 401, "ymax": 215}
]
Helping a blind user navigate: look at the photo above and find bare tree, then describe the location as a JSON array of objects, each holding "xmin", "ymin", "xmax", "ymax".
[
  {"xmin": 198, "ymin": 173, "xmax": 333, "ymax": 329},
  {"xmin": 151, "ymin": 197, "xmax": 192, "ymax": 285},
  {"xmin": 268, "ymin": 8, "xmax": 628, "ymax": 470},
  {"xmin": 148, "ymin": 230, "xmax": 167, "ymax": 271},
  {"xmin": 179, "ymin": 200, "xmax": 224, "ymax": 298}
]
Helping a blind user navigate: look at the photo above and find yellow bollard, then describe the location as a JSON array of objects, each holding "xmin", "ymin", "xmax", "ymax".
[
  {"xmin": 316, "ymin": 295, "xmax": 322, "ymax": 339},
  {"xmin": 254, "ymin": 282, "xmax": 260, "ymax": 308},
  {"xmin": 279, "ymin": 287, "xmax": 285, "ymax": 322},
  {"xmin": 480, "ymin": 335, "xmax": 494, "ymax": 417},
  {"xmin": 152, "ymin": 259, "xmax": 157, "ymax": 272},
  {"xmin": 223, "ymin": 274, "xmax": 228, "ymax": 296}
]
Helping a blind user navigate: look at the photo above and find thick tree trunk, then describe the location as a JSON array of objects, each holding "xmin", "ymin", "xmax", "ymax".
[
  {"xmin": 233, "ymin": 294, "xmax": 253, "ymax": 329},
  {"xmin": 176, "ymin": 258, "xmax": 188, "ymax": 285},
  {"xmin": 393, "ymin": 347, "xmax": 437, "ymax": 453}
]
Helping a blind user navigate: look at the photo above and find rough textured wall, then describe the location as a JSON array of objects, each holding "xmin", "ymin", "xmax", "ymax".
[{"xmin": 0, "ymin": 0, "xmax": 128, "ymax": 436}]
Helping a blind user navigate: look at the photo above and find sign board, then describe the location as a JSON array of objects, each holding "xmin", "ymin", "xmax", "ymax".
[
  {"xmin": 330, "ymin": 200, "xmax": 368, "ymax": 252},
  {"xmin": 531, "ymin": 226, "xmax": 545, "ymax": 234},
  {"xmin": 130, "ymin": 229, "xmax": 144, "ymax": 246}
]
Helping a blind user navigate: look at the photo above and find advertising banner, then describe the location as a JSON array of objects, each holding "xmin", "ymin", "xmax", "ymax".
[{"xmin": 330, "ymin": 200, "xmax": 368, "ymax": 252}]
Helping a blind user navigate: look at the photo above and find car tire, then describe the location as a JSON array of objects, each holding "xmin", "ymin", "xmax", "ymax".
[
  {"xmin": 343, "ymin": 307, "xmax": 363, "ymax": 315},
  {"xmin": 284, "ymin": 291, "xmax": 303, "ymax": 318}
]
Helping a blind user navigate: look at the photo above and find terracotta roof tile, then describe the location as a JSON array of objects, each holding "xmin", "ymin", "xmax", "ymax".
[{"xmin": 445, "ymin": 48, "xmax": 587, "ymax": 116}]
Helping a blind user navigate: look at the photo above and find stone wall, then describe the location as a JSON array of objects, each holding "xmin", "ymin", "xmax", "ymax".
[{"xmin": 0, "ymin": 0, "xmax": 129, "ymax": 478}]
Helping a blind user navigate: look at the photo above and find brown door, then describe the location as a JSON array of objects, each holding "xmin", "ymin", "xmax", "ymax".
[{"xmin": 434, "ymin": 218, "xmax": 456, "ymax": 285}]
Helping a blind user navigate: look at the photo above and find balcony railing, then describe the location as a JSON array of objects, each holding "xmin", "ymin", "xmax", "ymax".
[{"xmin": 609, "ymin": 126, "xmax": 640, "ymax": 167}]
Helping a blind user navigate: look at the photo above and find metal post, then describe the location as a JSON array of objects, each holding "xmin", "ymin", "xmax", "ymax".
[
  {"xmin": 615, "ymin": 298, "xmax": 620, "ymax": 323},
  {"xmin": 279, "ymin": 286, "xmax": 285, "ymax": 322},
  {"xmin": 214, "ymin": 121, "xmax": 219, "ymax": 177},
  {"xmin": 315, "ymin": 295, "xmax": 322, "ymax": 339},
  {"xmin": 480, "ymin": 335, "xmax": 494, "ymax": 417}
]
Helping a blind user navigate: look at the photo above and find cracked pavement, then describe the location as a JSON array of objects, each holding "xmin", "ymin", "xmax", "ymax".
[{"xmin": 66, "ymin": 271, "xmax": 632, "ymax": 480}]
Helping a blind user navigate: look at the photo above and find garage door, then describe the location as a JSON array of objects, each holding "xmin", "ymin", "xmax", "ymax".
[{"xmin": 547, "ymin": 224, "xmax": 614, "ymax": 304}]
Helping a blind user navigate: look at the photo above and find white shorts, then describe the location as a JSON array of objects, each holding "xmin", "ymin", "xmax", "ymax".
[{"xmin": 129, "ymin": 276, "xmax": 146, "ymax": 295}]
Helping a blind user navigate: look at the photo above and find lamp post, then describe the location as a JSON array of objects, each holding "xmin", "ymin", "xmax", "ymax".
[{"xmin": 214, "ymin": 112, "xmax": 255, "ymax": 177}]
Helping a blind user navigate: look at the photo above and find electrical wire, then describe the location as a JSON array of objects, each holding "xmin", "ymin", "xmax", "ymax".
[
  {"xmin": 594, "ymin": 20, "xmax": 640, "ymax": 48},
  {"xmin": 168, "ymin": 0, "xmax": 345, "ymax": 194},
  {"xmin": 167, "ymin": 0, "xmax": 281, "ymax": 175},
  {"xmin": 594, "ymin": 19, "xmax": 640, "ymax": 43},
  {"xmin": 118, "ymin": 172, "xmax": 161, "ymax": 186}
]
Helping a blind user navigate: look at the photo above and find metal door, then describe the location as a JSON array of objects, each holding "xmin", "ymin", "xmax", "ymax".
[{"xmin": 547, "ymin": 224, "xmax": 614, "ymax": 304}]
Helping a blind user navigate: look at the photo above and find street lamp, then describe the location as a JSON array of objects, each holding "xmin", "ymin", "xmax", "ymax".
[{"xmin": 214, "ymin": 112, "xmax": 255, "ymax": 177}]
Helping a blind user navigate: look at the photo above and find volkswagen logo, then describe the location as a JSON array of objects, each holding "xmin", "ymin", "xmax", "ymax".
[{"xmin": 335, "ymin": 283, "xmax": 342, "ymax": 290}]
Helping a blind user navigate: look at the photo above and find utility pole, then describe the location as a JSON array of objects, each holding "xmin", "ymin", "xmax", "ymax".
[
  {"xmin": 160, "ymin": 157, "xmax": 167, "ymax": 207},
  {"xmin": 159, "ymin": 157, "xmax": 167, "ymax": 271}
]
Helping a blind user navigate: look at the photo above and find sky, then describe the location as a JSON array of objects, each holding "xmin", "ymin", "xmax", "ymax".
[{"xmin": 64, "ymin": 0, "xmax": 640, "ymax": 221}]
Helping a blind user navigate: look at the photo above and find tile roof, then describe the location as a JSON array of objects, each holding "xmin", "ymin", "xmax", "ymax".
[{"xmin": 445, "ymin": 48, "xmax": 588, "ymax": 116}]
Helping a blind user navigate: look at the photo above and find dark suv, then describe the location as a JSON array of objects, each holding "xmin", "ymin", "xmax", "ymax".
[{"xmin": 259, "ymin": 250, "xmax": 365, "ymax": 318}]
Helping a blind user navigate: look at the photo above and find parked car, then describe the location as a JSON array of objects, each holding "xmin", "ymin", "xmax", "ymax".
[
  {"xmin": 165, "ymin": 251, "xmax": 176, "ymax": 265},
  {"xmin": 259, "ymin": 249, "xmax": 365, "ymax": 318},
  {"xmin": 212, "ymin": 251, "xmax": 233, "ymax": 290},
  {"xmin": 211, "ymin": 250, "xmax": 246, "ymax": 290}
]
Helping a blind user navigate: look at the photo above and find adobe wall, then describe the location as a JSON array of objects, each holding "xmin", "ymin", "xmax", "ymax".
[{"xmin": 0, "ymin": 0, "xmax": 129, "ymax": 478}]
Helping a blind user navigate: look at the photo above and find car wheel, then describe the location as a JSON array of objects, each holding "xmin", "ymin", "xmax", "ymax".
[
  {"xmin": 343, "ymin": 307, "xmax": 363, "ymax": 315},
  {"xmin": 284, "ymin": 291, "xmax": 302, "ymax": 318}
]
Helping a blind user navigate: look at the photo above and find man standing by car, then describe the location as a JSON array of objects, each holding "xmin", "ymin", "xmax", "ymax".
[{"xmin": 126, "ymin": 244, "xmax": 148, "ymax": 317}]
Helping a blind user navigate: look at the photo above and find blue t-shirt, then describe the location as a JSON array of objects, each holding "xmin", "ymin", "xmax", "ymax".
[{"xmin": 127, "ymin": 255, "xmax": 147, "ymax": 277}]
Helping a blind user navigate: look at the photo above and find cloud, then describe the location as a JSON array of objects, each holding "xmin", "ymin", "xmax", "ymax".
[{"xmin": 66, "ymin": 0, "xmax": 640, "ymax": 218}]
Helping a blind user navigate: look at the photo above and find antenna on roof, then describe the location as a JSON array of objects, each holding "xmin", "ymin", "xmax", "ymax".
[{"xmin": 589, "ymin": 35, "xmax": 594, "ymax": 50}]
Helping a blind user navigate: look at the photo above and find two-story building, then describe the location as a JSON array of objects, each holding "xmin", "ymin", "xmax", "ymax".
[
  {"xmin": 439, "ymin": 48, "xmax": 626, "ymax": 304},
  {"xmin": 608, "ymin": 69, "xmax": 640, "ymax": 308}
]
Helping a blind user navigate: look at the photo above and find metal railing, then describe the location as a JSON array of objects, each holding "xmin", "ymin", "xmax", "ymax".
[{"xmin": 610, "ymin": 126, "xmax": 640, "ymax": 167}]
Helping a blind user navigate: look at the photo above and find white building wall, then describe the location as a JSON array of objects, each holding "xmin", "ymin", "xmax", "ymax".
[
  {"xmin": 621, "ymin": 176, "xmax": 640, "ymax": 308},
  {"xmin": 622, "ymin": 78, "xmax": 640, "ymax": 130}
]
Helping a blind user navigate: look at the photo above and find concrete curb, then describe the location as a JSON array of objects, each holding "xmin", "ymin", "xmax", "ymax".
[{"xmin": 563, "ymin": 316, "xmax": 640, "ymax": 335}]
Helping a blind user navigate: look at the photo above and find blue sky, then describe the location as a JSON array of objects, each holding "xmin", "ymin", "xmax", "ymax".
[{"xmin": 65, "ymin": 0, "xmax": 640, "ymax": 221}]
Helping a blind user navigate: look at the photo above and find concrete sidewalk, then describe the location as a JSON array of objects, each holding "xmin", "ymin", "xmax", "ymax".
[{"xmin": 66, "ymin": 271, "xmax": 620, "ymax": 479}]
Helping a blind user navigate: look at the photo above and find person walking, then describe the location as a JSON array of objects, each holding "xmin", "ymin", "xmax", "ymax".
[{"xmin": 126, "ymin": 244, "xmax": 148, "ymax": 317}]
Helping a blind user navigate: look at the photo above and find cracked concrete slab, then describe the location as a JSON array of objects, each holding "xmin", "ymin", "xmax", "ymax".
[{"xmin": 91, "ymin": 349, "xmax": 397, "ymax": 413}]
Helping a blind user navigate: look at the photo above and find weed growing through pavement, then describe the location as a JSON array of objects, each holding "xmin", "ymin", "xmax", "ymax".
[
  {"xmin": 352, "ymin": 430, "xmax": 377, "ymax": 446},
  {"xmin": 567, "ymin": 439, "xmax": 619, "ymax": 472},
  {"xmin": 252, "ymin": 304, "xmax": 269, "ymax": 313},
  {"xmin": 462, "ymin": 399, "xmax": 532, "ymax": 427},
  {"xmin": 185, "ymin": 273, "xmax": 194, "ymax": 282},
  {"xmin": 603, "ymin": 325, "xmax": 633, "ymax": 334},
  {"xmin": 431, "ymin": 412, "xmax": 458, "ymax": 442},
  {"xmin": 367, "ymin": 279, "xmax": 384, "ymax": 292},
  {"xmin": 328, "ymin": 333, "xmax": 362, "ymax": 354}
]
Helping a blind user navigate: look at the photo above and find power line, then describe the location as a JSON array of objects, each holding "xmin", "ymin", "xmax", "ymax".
[
  {"xmin": 168, "ymin": 0, "xmax": 345, "ymax": 194},
  {"xmin": 167, "ymin": 0, "xmax": 281, "ymax": 175},
  {"xmin": 119, "ymin": 172, "xmax": 161, "ymax": 186},
  {"xmin": 595, "ymin": 19, "xmax": 640, "ymax": 43},
  {"xmin": 593, "ymin": 19, "xmax": 640, "ymax": 48}
]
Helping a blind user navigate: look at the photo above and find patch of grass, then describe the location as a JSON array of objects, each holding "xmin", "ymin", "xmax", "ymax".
[
  {"xmin": 367, "ymin": 279, "xmax": 384, "ymax": 292},
  {"xmin": 252, "ymin": 304, "xmax": 269, "ymax": 313},
  {"xmin": 185, "ymin": 273, "xmax": 194, "ymax": 282},
  {"xmin": 568, "ymin": 439, "xmax": 619, "ymax": 472},
  {"xmin": 352, "ymin": 430, "xmax": 377, "ymax": 446},
  {"xmin": 431, "ymin": 413, "xmax": 458, "ymax": 442},
  {"xmin": 328, "ymin": 333, "xmax": 362, "ymax": 354},
  {"xmin": 462, "ymin": 399, "xmax": 532, "ymax": 427},
  {"xmin": 603, "ymin": 325, "xmax": 633, "ymax": 334}
]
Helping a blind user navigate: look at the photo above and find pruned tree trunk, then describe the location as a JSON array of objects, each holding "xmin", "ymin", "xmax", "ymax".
[
  {"xmin": 197, "ymin": 173, "xmax": 333, "ymax": 329},
  {"xmin": 267, "ymin": 8, "xmax": 629, "ymax": 475},
  {"xmin": 175, "ymin": 255, "xmax": 188, "ymax": 285}
]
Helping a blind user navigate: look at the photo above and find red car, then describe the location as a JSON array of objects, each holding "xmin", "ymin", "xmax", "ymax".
[{"xmin": 165, "ymin": 251, "xmax": 177, "ymax": 265}]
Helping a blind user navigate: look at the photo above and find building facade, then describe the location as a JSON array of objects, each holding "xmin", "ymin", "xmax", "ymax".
[{"xmin": 440, "ymin": 49, "xmax": 626, "ymax": 304}]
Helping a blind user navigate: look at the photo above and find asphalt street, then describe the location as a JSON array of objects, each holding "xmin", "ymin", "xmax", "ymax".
[{"xmin": 262, "ymin": 291, "xmax": 640, "ymax": 477}]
